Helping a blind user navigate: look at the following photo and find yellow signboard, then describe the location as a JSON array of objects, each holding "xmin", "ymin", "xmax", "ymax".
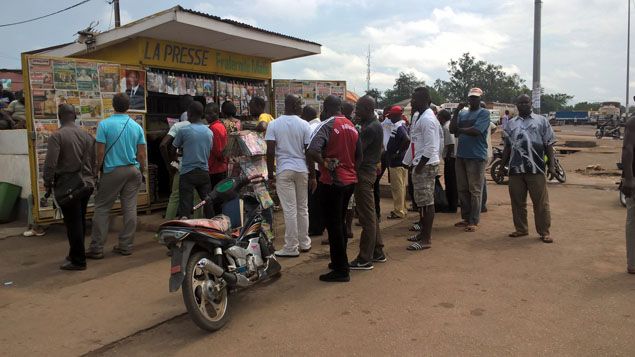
[{"xmin": 138, "ymin": 38, "xmax": 271, "ymax": 80}]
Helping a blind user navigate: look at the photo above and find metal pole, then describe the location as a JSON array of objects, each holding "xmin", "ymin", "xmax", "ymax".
[
  {"xmin": 627, "ymin": 0, "xmax": 631, "ymax": 118},
  {"xmin": 114, "ymin": 0, "xmax": 121, "ymax": 28},
  {"xmin": 532, "ymin": 0, "xmax": 542, "ymax": 114}
]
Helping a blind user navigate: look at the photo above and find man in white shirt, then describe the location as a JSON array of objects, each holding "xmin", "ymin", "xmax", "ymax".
[
  {"xmin": 266, "ymin": 94, "xmax": 313, "ymax": 257},
  {"xmin": 403, "ymin": 87, "xmax": 442, "ymax": 251}
]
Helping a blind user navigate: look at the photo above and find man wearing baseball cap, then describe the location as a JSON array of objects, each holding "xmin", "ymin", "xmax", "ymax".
[
  {"xmin": 384, "ymin": 106, "xmax": 410, "ymax": 219},
  {"xmin": 449, "ymin": 87, "xmax": 491, "ymax": 232}
]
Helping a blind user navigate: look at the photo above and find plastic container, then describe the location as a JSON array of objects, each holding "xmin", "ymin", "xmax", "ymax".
[{"xmin": 0, "ymin": 182, "xmax": 21, "ymax": 223}]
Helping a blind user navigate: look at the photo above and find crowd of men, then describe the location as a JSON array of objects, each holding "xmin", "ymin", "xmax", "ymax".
[{"xmin": 39, "ymin": 84, "xmax": 635, "ymax": 278}]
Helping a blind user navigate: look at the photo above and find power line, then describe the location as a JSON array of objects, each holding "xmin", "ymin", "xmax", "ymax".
[{"xmin": 0, "ymin": 0, "xmax": 93, "ymax": 28}]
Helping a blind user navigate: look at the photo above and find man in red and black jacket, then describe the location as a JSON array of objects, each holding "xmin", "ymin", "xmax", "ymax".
[
  {"xmin": 205, "ymin": 102, "xmax": 228, "ymax": 216},
  {"xmin": 307, "ymin": 95, "xmax": 362, "ymax": 283}
]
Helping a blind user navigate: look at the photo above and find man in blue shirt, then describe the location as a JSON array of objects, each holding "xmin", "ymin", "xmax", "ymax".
[
  {"xmin": 87, "ymin": 93, "xmax": 146, "ymax": 259},
  {"xmin": 449, "ymin": 87, "xmax": 490, "ymax": 232},
  {"xmin": 172, "ymin": 101, "xmax": 214, "ymax": 218}
]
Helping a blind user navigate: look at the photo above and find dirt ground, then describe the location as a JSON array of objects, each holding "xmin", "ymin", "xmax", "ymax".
[{"xmin": 1, "ymin": 125, "xmax": 633, "ymax": 356}]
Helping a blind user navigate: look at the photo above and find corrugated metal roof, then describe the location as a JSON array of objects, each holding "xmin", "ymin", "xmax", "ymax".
[{"xmin": 178, "ymin": 6, "xmax": 321, "ymax": 46}]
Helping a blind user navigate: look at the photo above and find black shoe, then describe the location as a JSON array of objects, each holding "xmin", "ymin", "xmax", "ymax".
[
  {"xmin": 60, "ymin": 261, "xmax": 86, "ymax": 271},
  {"xmin": 85, "ymin": 251, "xmax": 104, "ymax": 260},
  {"xmin": 112, "ymin": 246, "xmax": 132, "ymax": 256},
  {"xmin": 481, "ymin": 207, "xmax": 488, "ymax": 213},
  {"xmin": 349, "ymin": 258, "xmax": 374, "ymax": 270},
  {"xmin": 372, "ymin": 253, "xmax": 387, "ymax": 263},
  {"xmin": 319, "ymin": 271, "xmax": 350, "ymax": 282}
]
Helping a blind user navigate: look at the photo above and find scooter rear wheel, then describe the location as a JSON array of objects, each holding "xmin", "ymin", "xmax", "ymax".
[{"xmin": 182, "ymin": 251, "xmax": 230, "ymax": 332}]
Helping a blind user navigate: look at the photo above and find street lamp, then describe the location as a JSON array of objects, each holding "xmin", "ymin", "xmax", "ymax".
[{"xmin": 627, "ymin": 0, "xmax": 631, "ymax": 118}]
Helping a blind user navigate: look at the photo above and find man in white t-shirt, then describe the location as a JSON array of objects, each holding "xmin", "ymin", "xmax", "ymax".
[{"xmin": 266, "ymin": 94, "xmax": 313, "ymax": 257}]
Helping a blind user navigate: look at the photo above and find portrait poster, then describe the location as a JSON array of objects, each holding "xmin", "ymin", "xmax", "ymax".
[
  {"xmin": 166, "ymin": 74, "xmax": 177, "ymax": 95},
  {"xmin": 32, "ymin": 89, "xmax": 57, "ymax": 119},
  {"xmin": 186, "ymin": 76, "xmax": 197, "ymax": 96},
  {"xmin": 29, "ymin": 58, "xmax": 54, "ymax": 90},
  {"xmin": 119, "ymin": 68, "xmax": 146, "ymax": 112},
  {"xmin": 75, "ymin": 62, "xmax": 99, "ymax": 91},
  {"xmin": 52, "ymin": 60, "xmax": 77, "ymax": 90},
  {"xmin": 98, "ymin": 63, "xmax": 120, "ymax": 93},
  {"xmin": 147, "ymin": 71, "xmax": 160, "ymax": 92}
]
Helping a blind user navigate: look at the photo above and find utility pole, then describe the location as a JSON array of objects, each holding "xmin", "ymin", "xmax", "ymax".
[
  {"xmin": 366, "ymin": 44, "xmax": 371, "ymax": 93},
  {"xmin": 114, "ymin": 0, "xmax": 121, "ymax": 28},
  {"xmin": 627, "ymin": 0, "xmax": 631, "ymax": 117},
  {"xmin": 532, "ymin": 0, "xmax": 542, "ymax": 114}
]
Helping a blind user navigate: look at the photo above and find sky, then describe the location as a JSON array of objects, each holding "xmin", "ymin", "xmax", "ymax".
[{"xmin": 0, "ymin": 0, "xmax": 632, "ymax": 104}]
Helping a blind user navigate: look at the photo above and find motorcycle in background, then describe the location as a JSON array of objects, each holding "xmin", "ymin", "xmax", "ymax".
[
  {"xmin": 157, "ymin": 175, "xmax": 280, "ymax": 332},
  {"xmin": 490, "ymin": 146, "xmax": 566, "ymax": 184}
]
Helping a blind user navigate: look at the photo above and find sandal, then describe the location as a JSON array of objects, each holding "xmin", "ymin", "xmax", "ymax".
[
  {"xmin": 464, "ymin": 225, "xmax": 478, "ymax": 232},
  {"xmin": 407, "ymin": 241, "xmax": 431, "ymax": 251},
  {"xmin": 540, "ymin": 236, "xmax": 553, "ymax": 243},
  {"xmin": 409, "ymin": 223, "xmax": 421, "ymax": 232},
  {"xmin": 454, "ymin": 221, "xmax": 469, "ymax": 228},
  {"xmin": 387, "ymin": 211, "xmax": 403, "ymax": 220},
  {"xmin": 509, "ymin": 232, "xmax": 529, "ymax": 238},
  {"xmin": 407, "ymin": 235, "xmax": 421, "ymax": 242}
]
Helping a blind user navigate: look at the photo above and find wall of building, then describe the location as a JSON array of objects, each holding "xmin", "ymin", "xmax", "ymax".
[{"xmin": 0, "ymin": 130, "xmax": 31, "ymax": 222}]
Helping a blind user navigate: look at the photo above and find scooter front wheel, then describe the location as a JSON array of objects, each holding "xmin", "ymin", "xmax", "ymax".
[{"xmin": 182, "ymin": 251, "xmax": 230, "ymax": 332}]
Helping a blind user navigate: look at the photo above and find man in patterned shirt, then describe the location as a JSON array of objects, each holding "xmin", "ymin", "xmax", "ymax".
[{"xmin": 501, "ymin": 94, "xmax": 556, "ymax": 243}]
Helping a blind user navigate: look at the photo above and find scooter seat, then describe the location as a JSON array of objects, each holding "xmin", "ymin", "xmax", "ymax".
[{"xmin": 162, "ymin": 215, "xmax": 232, "ymax": 233}]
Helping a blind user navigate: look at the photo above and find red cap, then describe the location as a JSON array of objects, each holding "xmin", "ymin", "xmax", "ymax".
[{"xmin": 388, "ymin": 106, "xmax": 403, "ymax": 115}]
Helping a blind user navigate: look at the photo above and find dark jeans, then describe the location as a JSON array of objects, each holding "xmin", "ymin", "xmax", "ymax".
[
  {"xmin": 322, "ymin": 183, "xmax": 355, "ymax": 274},
  {"xmin": 407, "ymin": 167, "xmax": 418, "ymax": 211},
  {"xmin": 209, "ymin": 172, "xmax": 227, "ymax": 216},
  {"xmin": 482, "ymin": 179, "xmax": 488, "ymax": 210},
  {"xmin": 444, "ymin": 157, "xmax": 458, "ymax": 211},
  {"xmin": 308, "ymin": 171, "xmax": 325, "ymax": 235},
  {"xmin": 373, "ymin": 174, "xmax": 382, "ymax": 219},
  {"xmin": 179, "ymin": 169, "xmax": 213, "ymax": 218},
  {"xmin": 60, "ymin": 194, "xmax": 91, "ymax": 266}
]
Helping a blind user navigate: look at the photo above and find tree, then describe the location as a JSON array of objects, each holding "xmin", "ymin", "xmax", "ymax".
[
  {"xmin": 434, "ymin": 53, "xmax": 529, "ymax": 103},
  {"xmin": 365, "ymin": 88, "xmax": 383, "ymax": 104},
  {"xmin": 540, "ymin": 93, "xmax": 574, "ymax": 113},
  {"xmin": 382, "ymin": 72, "xmax": 425, "ymax": 106},
  {"xmin": 572, "ymin": 101, "xmax": 601, "ymax": 111}
]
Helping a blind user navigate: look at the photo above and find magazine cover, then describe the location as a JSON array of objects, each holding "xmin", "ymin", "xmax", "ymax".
[
  {"xmin": 98, "ymin": 63, "xmax": 120, "ymax": 93},
  {"xmin": 55, "ymin": 90, "xmax": 81, "ymax": 116},
  {"xmin": 101, "ymin": 93, "xmax": 114, "ymax": 118},
  {"xmin": 217, "ymin": 80, "xmax": 227, "ymax": 103},
  {"xmin": 29, "ymin": 58, "xmax": 54, "ymax": 90},
  {"xmin": 166, "ymin": 74, "xmax": 177, "ymax": 95},
  {"xmin": 34, "ymin": 119, "xmax": 60, "ymax": 206},
  {"xmin": 79, "ymin": 119, "xmax": 99, "ymax": 138},
  {"xmin": 147, "ymin": 72, "xmax": 160, "ymax": 92},
  {"xmin": 316, "ymin": 81, "xmax": 331, "ymax": 101},
  {"xmin": 75, "ymin": 62, "xmax": 99, "ymax": 91},
  {"xmin": 32, "ymin": 89, "xmax": 57, "ymax": 119},
  {"xmin": 203, "ymin": 79, "xmax": 214, "ymax": 97},
  {"xmin": 120, "ymin": 68, "xmax": 146, "ymax": 111},
  {"xmin": 53, "ymin": 60, "xmax": 77, "ymax": 90},
  {"xmin": 290, "ymin": 81, "xmax": 303, "ymax": 96},
  {"xmin": 195, "ymin": 77, "xmax": 205, "ymax": 96},
  {"xmin": 302, "ymin": 81, "xmax": 316, "ymax": 100},
  {"xmin": 177, "ymin": 76, "xmax": 187, "ymax": 96},
  {"xmin": 80, "ymin": 98, "xmax": 102, "ymax": 119},
  {"xmin": 186, "ymin": 76, "xmax": 197, "ymax": 96}
]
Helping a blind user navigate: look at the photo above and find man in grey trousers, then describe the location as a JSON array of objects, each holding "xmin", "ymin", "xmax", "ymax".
[
  {"xmin": 87, "ymin": 93, "xmax": 146, "ymax": 259},
  {"xmin": 621, "ymin": 107, "xmax": 635, "ymax": 274}
]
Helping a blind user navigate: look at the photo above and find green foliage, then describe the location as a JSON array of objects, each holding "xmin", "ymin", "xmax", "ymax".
[
  {"xmin": 434, "ymin": 53, "xmax": 529, "ymax": 103},
  {"xmin": 572, "ymin": 101, "xmax": 601, "ymax": 111},
  {"xmin": 365, "ymin": 88, "xmax": 383, "ymax": 104},
  {"xmin": 382, "ymin": 72, "xmax": 425, "ymax": 106},
  {"xmin": 540, "ymin": 92, "xmax": 574, "ymax": 113}
]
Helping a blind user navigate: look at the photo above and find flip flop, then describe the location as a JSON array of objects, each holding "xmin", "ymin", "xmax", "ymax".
[
  {"xmin": 407, "ymin": 235, "xmax": 421, "ymax": 242},
  {"xmin": 409, "ymin": 223, "xmax": 421, "ymax": 232},
  {"xmin": 540, "ymin": 236, "xmax": 553, "ymax": 243},
  {"xmin": 407, "ymin": 241, "xmax": 431, "ymax": 251},
  {"xmin": 454, "ymin": 221, "xmax": 469, "ymax": 228},
  {"xmin": 508, "ymin": 232, "xmax": 529, "ymax": 238},
  {"xmin": 464, "ymin": 225, "xmax": 478, "ymax": 232}
]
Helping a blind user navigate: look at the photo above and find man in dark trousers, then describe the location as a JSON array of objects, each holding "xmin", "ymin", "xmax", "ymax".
[
  {"xmin": 621, "ymin": 102, "xmax": 635, "ymax": 274},
  {"xmin": 349, "ymin": 96, "xmax": 386, "ymax": 270},
  {"xmin": 438, "ymin": 109, "xmax": 457, "ymax": 212},
  {"xmin": 302, "ymin": 106, "xmax": 324, "ymax": 236},
  {"xmin": 43, "ymin": 104, "xmax": 95, "ymax": 270},
  {"xmin": 173, "ymin": 101, "xmax": 214, "ymax": 219},
  {"xmin": 307, "ymin": 95, "xmax": 362, "ymax": 282}
]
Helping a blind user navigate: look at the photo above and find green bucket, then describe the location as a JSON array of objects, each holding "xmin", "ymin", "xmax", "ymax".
[{"xmin": 0, "ymin": 182, "xmax": 22, "ymax": 223}]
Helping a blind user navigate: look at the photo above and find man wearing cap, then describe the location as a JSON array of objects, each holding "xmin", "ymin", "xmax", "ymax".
[
  {"xmin": 383, "ymin": 106, "xmax": 410, "ymax": 219},
  {"xmin": 449, "ymin": 87, "xmax": 490, "ymax": 232}
]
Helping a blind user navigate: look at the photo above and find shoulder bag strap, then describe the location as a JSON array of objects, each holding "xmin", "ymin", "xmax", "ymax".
[{"xmin": 100, "ymin": 118, "xmax": 130, "ymax": 172}]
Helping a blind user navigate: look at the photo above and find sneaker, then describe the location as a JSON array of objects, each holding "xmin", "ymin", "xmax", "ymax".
[
  {"xmin": 85, "ymin": 251, "xmax": 104, "ymax": 260},
  {"xmin": 274, "ymin": 249, "xmax": 300, "ymax": 258},
  {"xmin": 372, "ymin": 253, "xmax": 387, "ymax": 263},
  {"xmin": 299, "ymin": 246, "xmax": 312, "ymax": 253},
  {"xmin": 349, "ymin": 258, "xmax": 374, "ymax": 270},
  {"xmin": 60, "ymin": 261, "xmax": 86, "ymax": 271},
  {"xmin": 112, "ymin": 246, "xmax": 132, "ymax": 256},
  {"xmin": 23, "ymin": 229, "xmax": 45, "ymax": 237},
  {"xmin": 319, "ymin": 271, "xmax": 350, "ymax": 282}
]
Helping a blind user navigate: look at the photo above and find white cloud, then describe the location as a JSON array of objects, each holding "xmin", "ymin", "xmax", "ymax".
[
  {"xmin": 193, "ymin": 2, "xmax": 215, "ymax": 14},
  {"xmin": 222, "ymin": 15, "xmax": 258, "ymax": 26}
]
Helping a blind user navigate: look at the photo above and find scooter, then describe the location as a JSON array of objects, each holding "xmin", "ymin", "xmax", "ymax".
[
  {"xmin": 157, "ymin": 175, "xmax": 280, "ymax": 332},
  {"xmin": 595, "ymin": 124, "xmax": 622, "ymax": 139}
]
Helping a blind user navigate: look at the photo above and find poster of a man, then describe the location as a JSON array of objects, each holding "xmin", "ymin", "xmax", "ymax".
[{"xmin": 120, "ymin": 69, "xmax": 146, "ymax": 111}]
